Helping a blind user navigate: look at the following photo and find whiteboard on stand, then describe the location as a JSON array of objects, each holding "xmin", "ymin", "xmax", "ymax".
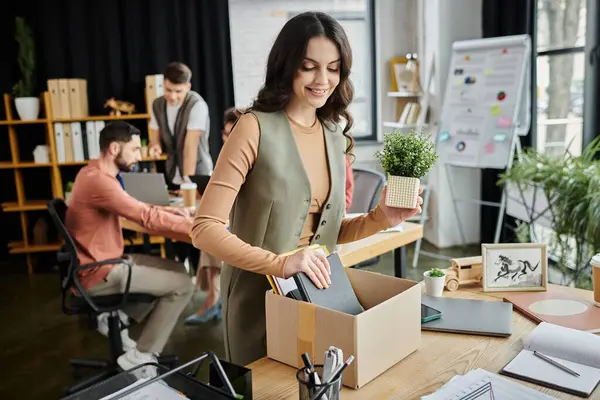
[{"xmin": 436, "ymin": 34, "xmax": 531, "ymax": 170}]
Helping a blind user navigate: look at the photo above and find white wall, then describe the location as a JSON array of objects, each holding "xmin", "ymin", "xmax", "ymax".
[{"xmin": 419, "ymin": 0, "xmax": 483, "ymax": 248}]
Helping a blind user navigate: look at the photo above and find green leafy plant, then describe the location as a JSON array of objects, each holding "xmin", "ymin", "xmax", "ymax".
[
  {"xmin": 12, "ymin": 17, "xmax": 36, "ymax": 98},
  {"xmin": 427, "ymin": 267, "xmax": 445, "ymax": 278},
  {"xmin": 140, "ymin": 138, "xmax": 148, "ymax": 147},
  {"xmin": 66, "ymin": 181, "xmax": 74, "ymax": 193},
  {"xmin": 498, "ymin": 136, "xmax": 600, "ymax": 288},
  {"xmin": 375, "ymin": 129, "xmax": 439, "ymax": 178}
]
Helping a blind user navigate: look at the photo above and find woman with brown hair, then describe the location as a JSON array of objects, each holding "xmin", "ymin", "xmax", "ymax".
[{"xmin": 192, "ymin": 11, "xmax": 422, "ymax": 366}]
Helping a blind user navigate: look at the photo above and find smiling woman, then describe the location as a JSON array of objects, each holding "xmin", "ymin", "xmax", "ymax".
[{"xmin": 191, "ymin": 11, "xmax": 423, "ymax": 367}]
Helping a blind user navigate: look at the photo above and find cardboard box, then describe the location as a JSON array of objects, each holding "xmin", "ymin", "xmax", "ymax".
[{"xmin": 265, "ymin": 268, "xmax": 421, "ymax": 389}]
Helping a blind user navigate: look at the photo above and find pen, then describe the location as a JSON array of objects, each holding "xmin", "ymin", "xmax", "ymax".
[
  {"xmin": 310, "ymin": 355, "xmax": 354, "ymax": 400},
  {"xmin": 533, "ymin": 350, "xmax": 580, "ymax": 377}
]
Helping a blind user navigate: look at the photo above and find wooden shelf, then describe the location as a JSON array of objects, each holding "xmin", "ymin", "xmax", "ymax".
[
  {"xmin": 0, "ymin": 161, "xmax": 52, "ymax": 169},
  {"xmin": 0, "ymin": 119, "xmax": 48, "ymax": 125},
  {"xmin": 8, "ymin": 241, "xmax": 62, "ymax": 254},
  {"xmin": 52, "ymin": 114, "xmax": 150, "ymax": 123},
  {"xmin": 2, "ymin": 200, "xmax": 50, "ymax": 212}
]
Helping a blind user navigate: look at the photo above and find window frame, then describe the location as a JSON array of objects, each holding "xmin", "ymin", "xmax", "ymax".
[{"xmin": 531, "ymin": 0, "xmax": 598, "ymax": 153}]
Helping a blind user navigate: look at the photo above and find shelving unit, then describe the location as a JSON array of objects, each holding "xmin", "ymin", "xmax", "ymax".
[{"xmin": 1, "ymin": 91, "xmax": 165, "ymax": 274}]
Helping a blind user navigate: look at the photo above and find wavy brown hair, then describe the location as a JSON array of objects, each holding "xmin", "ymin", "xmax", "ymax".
[{"xmin": 250, "ymin": 11, "xmax": 355, "ymax": 155}]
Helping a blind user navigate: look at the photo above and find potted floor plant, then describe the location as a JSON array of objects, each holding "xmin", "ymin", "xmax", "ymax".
[
  {"xmin": 498, "ymin": 136, "xmax": 600, "ymax": 289},
  {"xmin": 12, "ymin": 17, "xmax": 39, "ymax": 121},
  {"xmin": 423, "ymin": 267, "xmax": 446, "ymax": 297},
  {"xmin": 375, "ymin": 129, "xmax": 438, "ymax": 209}
]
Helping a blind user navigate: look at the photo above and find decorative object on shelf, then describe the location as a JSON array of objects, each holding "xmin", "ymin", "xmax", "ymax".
[
  {"xmin": 481, "ymin": 243, "xmax": 548, "ymax": 292},
  {"xmin": 423, "ymin": 268, "xmax": 446, "ymax": 297},
  {"xmin": 140, "ymin": 138, "xmax": 149, "ymax": 158},
  {"xmin": 375, "ymin": 128, "xmax": 438, "ymax": 209},
  {"xmin": 12, "ymin": 17, "xmax": 39, "ymax": 121},
  {"xmin": 33, "ymin": 145, "xmax": 49, "ymax": 163},
  {"xmin": 445, "ymin": 256, "xmax": 483, "ymax": 291},
  {"xmin": 391, "ymin": 53, "xmax": 422, "ymax": 94},
  {"xmin": 104, "ymin": 97, "xmax": 135, "ymax": 116}
]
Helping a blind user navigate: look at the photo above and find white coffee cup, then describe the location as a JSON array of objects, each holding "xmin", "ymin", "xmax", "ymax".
[
  {"xmin": 180, "ymin": 182, "xmax": 198, "ymax": 208},
  {"xmin": 591, "ymin": 254, "xmax": 600, "ymax": 307}
]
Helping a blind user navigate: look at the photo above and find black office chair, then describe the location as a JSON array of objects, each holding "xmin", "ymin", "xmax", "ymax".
[
  {"xmin": 47, "ymin": 198, "xmax": 177, "ymax": 395},
  {"xmin": 348, "ymin": 168, "xmax": 387, "ymax": 268}
]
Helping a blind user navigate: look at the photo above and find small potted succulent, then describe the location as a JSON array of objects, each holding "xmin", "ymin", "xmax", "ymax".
[
  {"xmin": 375, "ymin": 128, "xmax": 438, "ymax": 209},
  {"xmin": 423, "ymin": 267, "xmax": 446, "ymax": 297},
  {"xmin": 65, "ymin": 181, "xmax": 74, "ymax": 205},
  {"xmin": 140, "ymin": 138, "xmax": 149, "ymax": 158}
]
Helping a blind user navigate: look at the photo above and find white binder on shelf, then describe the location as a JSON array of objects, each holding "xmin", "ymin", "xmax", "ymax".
[
  {"xmin": 53, "ymin": 123, "xmax": 66, "ymax": 163},
  {"xmin": 94, "ymin": 120, "xmax": 106, "ymax": 158},
  {"xmin": 85, "ymin": 121, "xmax": 97, "ymax": 159},
  {"xmin": 71, "ymin": 122, "xmax": 85, "ymax": 162}
]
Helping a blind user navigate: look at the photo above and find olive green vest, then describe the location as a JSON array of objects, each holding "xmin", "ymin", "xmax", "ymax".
[{"xmin": 221, "ymin": 110, "xmax": 347, "ymax": 366}]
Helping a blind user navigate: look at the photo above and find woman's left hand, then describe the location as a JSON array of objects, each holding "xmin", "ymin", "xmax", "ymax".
[{"xmin": 378, "ymin": 186, "xmax": 423, "ymax": 227}]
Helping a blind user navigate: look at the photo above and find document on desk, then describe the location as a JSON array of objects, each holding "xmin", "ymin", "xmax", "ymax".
[
  {"xmin": 421, "ymin": 368, "xmax": 558, "ymax": 399},
  {"xmin": 100, "ymin": 378, "xmax": 186, "ymax": 400},
  {"xmin": 500, "ymin": 322, "xmax": 600, "ymax": 397}
]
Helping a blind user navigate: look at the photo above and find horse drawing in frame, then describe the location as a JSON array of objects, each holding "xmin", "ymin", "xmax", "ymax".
[{"xmin": 493, "ymin": 254, "xmax": 540, "ymax": 283}]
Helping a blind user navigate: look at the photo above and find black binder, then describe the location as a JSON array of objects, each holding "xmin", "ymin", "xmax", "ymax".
[{"xmin": 293, "ymin": 253, "xmax": 365, "ymax": 315}]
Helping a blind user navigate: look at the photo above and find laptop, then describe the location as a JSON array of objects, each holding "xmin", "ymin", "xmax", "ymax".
[
  {"xmin": 421, "ymin": 296, "xmax": 513, "ymax": 337},
  {"xmin": 121, "ymin": 172, "xmax": 183, "ymax": 206}
]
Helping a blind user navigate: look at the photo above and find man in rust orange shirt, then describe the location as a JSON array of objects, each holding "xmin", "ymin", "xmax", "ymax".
[{"xmin": 65, "ymin": 121, "xmax": 194, "ymax": 374}]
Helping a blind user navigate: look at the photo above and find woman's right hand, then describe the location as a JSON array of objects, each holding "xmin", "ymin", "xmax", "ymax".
[{"xmin": 282, "ymin": 248, "xmax": 331, "ymax": 289}]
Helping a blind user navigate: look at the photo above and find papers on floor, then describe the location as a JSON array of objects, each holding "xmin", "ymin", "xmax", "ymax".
[
  {"xmin": 100, "ymin": 378, "xmax": 187, "ymax": 400},
  {"xmin": 421, "ymin": 368, "xmax": 559, "ymax": 400}
]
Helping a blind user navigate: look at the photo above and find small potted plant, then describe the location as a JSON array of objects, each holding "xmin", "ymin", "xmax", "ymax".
[
  {"xmin": 423, "ymin": 267, "xmax": 446, "ymax": 297},
  {"xmin": 140, "ymin": 138, "xmax": 149, "ymax": 158},
  {"xmin": 375, "ymin": 128, "xmax": 438, "ymax": 209},
  {"xmin": 65, "ymin": 181, "xmax": 74, "ymax": 205},
  {"xmin": 12, "ymin": 17, "xmax": 39, "ymax": 121}
]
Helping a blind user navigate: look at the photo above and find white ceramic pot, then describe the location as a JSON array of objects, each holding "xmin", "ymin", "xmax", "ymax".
[
  {"xmin": 423, "ymin": 270, "xmax": 446, "ymax": 297},
  {"xmin": 15, "ymin": 97, "xmax": 40, "ymax": 120},
  {"xmin": 385, "ymin": 175, "xmax": 420, "ymax": 209},
  {"xmin": 65, "ymin": 192, "xmax": 72, "ymax": 206}
]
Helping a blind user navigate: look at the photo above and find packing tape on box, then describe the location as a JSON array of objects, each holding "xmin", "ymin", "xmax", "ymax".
[{"xmin": 297, "ymin": 301, "xmax": 317, "ymax": 365}]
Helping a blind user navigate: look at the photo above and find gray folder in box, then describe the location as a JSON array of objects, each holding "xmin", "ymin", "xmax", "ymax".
[{"xmin": 421, "ymin": 296, "xmax": 513, "ymax": 337}]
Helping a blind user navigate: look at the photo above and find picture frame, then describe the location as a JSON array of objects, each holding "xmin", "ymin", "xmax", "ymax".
[{"xmin": 481, "ymin": 243, "xmax": 548, "ymax": 292}]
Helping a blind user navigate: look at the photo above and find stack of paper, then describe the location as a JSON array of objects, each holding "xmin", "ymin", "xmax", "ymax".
[{"xmin": 421, "ymin": 368, "xmax": 559, "ymax": 399}]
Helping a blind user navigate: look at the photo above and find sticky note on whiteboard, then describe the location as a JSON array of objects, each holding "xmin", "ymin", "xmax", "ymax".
[
  {"xmin": 490, "ymin": 105, "xmax": 501, "ymax": 115},
  {"xmin": 496, "ymin": 116, "xmax": 511, "ymax": 128},
  {"xmin": 484, "ymin": 142, "xmax": 495, "ymax": 154}
]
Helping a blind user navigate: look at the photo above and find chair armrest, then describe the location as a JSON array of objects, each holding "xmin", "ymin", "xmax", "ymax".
[{"xmin": 72, "ymin": 258, "xmax": 134, "ymax": 313}]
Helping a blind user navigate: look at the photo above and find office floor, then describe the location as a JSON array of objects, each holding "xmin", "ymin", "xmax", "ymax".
[{"xmin": 0, "ymin": 240, "xmax": 478, "ymax": 399}]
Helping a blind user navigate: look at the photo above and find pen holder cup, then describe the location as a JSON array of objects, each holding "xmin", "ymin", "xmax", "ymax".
[{"xmin": 296, "ymin": 365, "xmax": 342, "ymax": 400}]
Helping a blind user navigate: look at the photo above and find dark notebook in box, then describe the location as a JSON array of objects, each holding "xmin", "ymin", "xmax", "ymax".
[{"xmin": 293, "ymin": 253, "xmax": 365, "ymax": 315}]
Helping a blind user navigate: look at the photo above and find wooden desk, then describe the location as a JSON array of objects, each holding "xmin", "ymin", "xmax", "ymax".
[
  {"xmin": 247, "ymin": 284, "xmax": 593, "ymax": 399},
  {"xmin": 121, "ymin": 216, "xmax": 423, "ymax": 278}
]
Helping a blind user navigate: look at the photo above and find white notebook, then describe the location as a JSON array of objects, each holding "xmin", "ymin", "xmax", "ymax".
[
  {"xmin": 500, "ymin": 322, "xmax": 600, "ymax": 397},
  {"xmin": 422, "ymin": 368, "xmax": 557, "ymax": 399}
]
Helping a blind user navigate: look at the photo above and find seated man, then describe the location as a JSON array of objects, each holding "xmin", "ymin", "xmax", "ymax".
[{"xmin": 65, "ymin": 121, "xmax": 194, "ymax": 373}]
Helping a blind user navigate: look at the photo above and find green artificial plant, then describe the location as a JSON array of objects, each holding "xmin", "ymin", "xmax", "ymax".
[
  {"xmin": 427, "ymin": 267, "xmax": 445, "ymax": 278},
  {"xmin": 12, "ymin": 16, "xmax": 36, "ymax": 98},
  {"xmin": 498, "ymin": 136, "xmax": 600, "ymax": 288},
  {"xmin": 375, "ymin": 129, "xmax": 439, "ymax": 178}
]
